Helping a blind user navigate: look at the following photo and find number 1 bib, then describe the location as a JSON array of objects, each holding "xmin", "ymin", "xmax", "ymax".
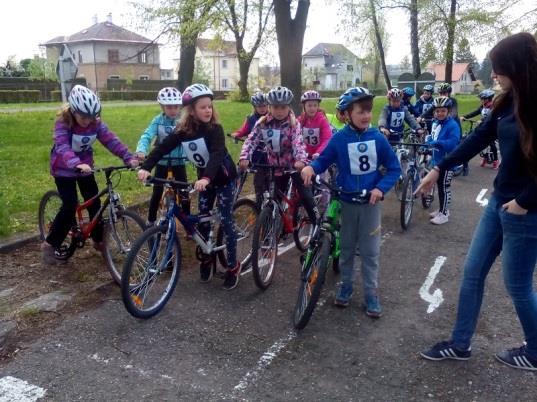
[
  {"xmin": 348, "ymin": 140, "xmax": 377, "ymax": 175},
  {"xmin": 71, "ymin": 134, "xmax": 97, "ymax": 153},
  {"xmin": 183, "ymin": 138, "xmax": 210, "ymax": 168},
  {"xmin": 302, "ymin": 127, "xmax": 320, "ymax": 147},
  {"xmin": 261, "ymin": 129, "xmax": 281, "ymax": 153}
]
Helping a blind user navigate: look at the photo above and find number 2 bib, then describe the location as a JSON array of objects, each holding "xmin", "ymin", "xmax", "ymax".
[
  {"xmin": 302, "ymin": 127, "xmax": 320, "ymax": 147},
  {"xmin": 183, "ymin": 138, "xmax": 210, "ymax": 168},
  {"xmin": 261, "ymin": 129, "xmax": 281, "ymax": 153},
  {"xmin": 390, "ymin": 111, "xmax": 404, "ymax": 129},
  {"xmin": 348, "ymin": 140, "xmax": 377, "ymax": 175},
  {"xmin": 71, "ymin": 134, "xmax": 97, "ymax": 153}
]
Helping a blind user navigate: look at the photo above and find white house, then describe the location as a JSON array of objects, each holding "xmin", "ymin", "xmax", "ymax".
[{"xmin": 426, "ymin": 63, "xmax": 477, "ymax": 94}]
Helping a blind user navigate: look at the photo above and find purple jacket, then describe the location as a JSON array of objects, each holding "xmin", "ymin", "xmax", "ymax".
[{"xmin": 50, "ymin": 118, "xmax": 134, "ymax": 177}]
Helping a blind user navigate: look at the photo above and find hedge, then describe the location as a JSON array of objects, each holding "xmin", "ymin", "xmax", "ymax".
[
  {"xmin": 98, "ymin": 90, "xmax": 159, "ymax": 101},
  {"xmin": 0, "ymin": 90, "xmax": 41, "ymax": 103}
]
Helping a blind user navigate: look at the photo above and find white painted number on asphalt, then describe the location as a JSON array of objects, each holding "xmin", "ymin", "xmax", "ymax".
[
  {"xmin": 476, "ymin": 188, "xmax": 489, "ymax": 207},
  {"xmin": 419, "ymin": 256, "xmax": 447, "ymax": 314},
  {"xmin": 0, "ymin": 376, "xmax": 46, "ymax": 402}
]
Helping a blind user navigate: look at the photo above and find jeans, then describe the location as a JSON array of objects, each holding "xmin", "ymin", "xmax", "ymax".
[{"xmin": 451, "ymin": 196, "xmax": 537, "ymax": 357}]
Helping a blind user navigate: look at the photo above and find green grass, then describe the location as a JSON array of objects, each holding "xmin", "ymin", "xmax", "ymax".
[{"xmin": 0, "ymin": 96, "xmax": 479, "ymax": 238}]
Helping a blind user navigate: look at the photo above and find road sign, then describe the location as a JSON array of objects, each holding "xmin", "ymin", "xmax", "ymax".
[{"xmin": 56, "ymin": 44, "xmax": 78, "ymax": 103}]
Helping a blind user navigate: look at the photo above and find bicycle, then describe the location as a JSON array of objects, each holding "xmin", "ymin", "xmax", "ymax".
[
  {"xmin": 293, "ymin": 178, "xmax": 371, "ymax": 330},
  {"xmin": 38, "ymin": 166, "xmax": 146, "ymax": 284},
  {"xmin": 250, "ymin": 164, "xmax": 319, "ymax": 290},
  {"xmin": 121, "ymin": 176, "xmax": 258, "ymax": 319}
]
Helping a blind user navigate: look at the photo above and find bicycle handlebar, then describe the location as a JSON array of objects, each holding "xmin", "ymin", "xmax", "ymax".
[
  {"xmin": 248, "ymin": 163, "xmax": 297, "ymax": 175},
  {"xmin": 315, "ymin": 177, "xmax": 375, "ymax": 203},
  {"xmin": 75, "ymin": 165, "xmax": 135, "ymax": 174},
  {"xmin": 227, "ymin": 133, "xmax": 246, "ymax": 144}
]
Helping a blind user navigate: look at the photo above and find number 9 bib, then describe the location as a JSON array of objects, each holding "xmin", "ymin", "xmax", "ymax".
[
  {"xmin": 183, "ymin": 138, "xmax": 210, "ymax": 168},
  {"xmin": 348, "ymin": 140, "xmax": 377, "ymax": 175}
]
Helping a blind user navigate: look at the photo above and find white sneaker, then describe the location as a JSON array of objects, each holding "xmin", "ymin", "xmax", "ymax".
[
  {"xmin": 429, "ymin": 210, "xmax": 449, "ymax": 218},
  {"xmin": 430, "ymin": 212, "xmax": 449, "ymax": 225}
]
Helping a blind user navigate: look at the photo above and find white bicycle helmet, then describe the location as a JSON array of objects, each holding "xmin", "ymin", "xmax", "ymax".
[
  {"xmin": 433, "ymin": 96, "xmax": 453, "ymax": 108},
  {"xmin": 157, "ymin": 87, "xmax": 182, "ymax": 105},
  {"xmin": 387, "ymin": 88, "xmax": 403, "ymax": 100},
  {"xmin": 250, "ymin": 92, "xmax": 268, "ymax": 107},
  {"xmin": 181, "ymin": 84, "xmax": 214, "ymax": 106},
  {"xmin": 301, "ymin": 90, "xmax": 322, "ymax": 103},
  {"xmin": 267, "ymin": 86, "xmax": 294, "ymax": 105},
  {"xmin": 68, "ymin": 85, "xmax": 101, "ymax": 117}
]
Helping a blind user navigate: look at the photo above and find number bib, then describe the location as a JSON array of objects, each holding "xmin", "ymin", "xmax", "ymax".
[
  {"xmin": 348, "ymin": 140, "xmax": 377, "ymax": 175},
  {"xmin": 422, "ymin": 103, "xmax": 433, "ymax": 114},
  {"xmin": 157, "ymin": 124, "xmax": 175, "ymax": 144},
  {"xmin": 71, "ymin": 134, "xmax": 97, "ymax": 153},
  {"xmin": 431, "ymin": 122, "xmax": 442, "ymax": 140},
  {"xmin": 302, "ymin": 127, "xmax": 320, "ymax": 147},
  {"xmin": 481, "ymin": 107, "xmax": 491, "ymax": 119},
  {"xmin": 261, "ymin": 129, "xmax": 281, "ymax": 153},
  {"xmin": 183, "ymin": 138, "xmax": 210, "ymax": 168},
  {"xmin": 390, "ymin": 111, "xmax": 404, "ymax": 129}
]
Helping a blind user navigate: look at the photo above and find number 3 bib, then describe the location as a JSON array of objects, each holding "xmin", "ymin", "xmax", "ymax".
[
  {"xmin": 261, "ymin": 129, "xmax": 281, "ymax": 153},
  {"xmin": 348, "ymin": 140, "xmax": 377, "ymax": 175},
  {"xmin": 302, "ymin": 127, "xmax": 320, "ymax": 146},
  {"xmin": 71, "ymin": 134, "xmax": 97, "ymax": 153},
  {"xmin": 183, "ymin": 138, "xmax": 210, "ymax": 168}
]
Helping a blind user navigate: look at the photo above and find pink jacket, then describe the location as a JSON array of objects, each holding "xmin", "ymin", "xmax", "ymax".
[{"xmin": 297, "ymin": 111, "xmax": 332, "ymax": 157}]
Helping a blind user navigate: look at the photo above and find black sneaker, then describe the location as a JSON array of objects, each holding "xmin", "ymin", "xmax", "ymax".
[
  {"xmin": 495, "ymin": 345, "xmax": 537, "ymax": 371},
  {"xmin": 200, "ymin": 259, "xmax": 213, "ymax": 283},
  {"xmin": 222, "ymin": 263, "xmax": 241, "ymax": 290},
  {"xmin": 420, "ymin": 341, "xmax": 471, "ymax": 361}
]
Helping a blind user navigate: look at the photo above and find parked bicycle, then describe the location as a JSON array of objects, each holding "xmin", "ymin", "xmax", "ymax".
[
  {"xmin": 121, "ymin": 176, "xmax": 258, "ymax": 319},
  {"xmin": 38, "ymin": 166, "xmax": 146, "ymax": 284}
]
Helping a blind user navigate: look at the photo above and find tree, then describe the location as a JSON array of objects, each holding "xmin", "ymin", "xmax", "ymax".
[
  {"xmin": 400, "ymin": 55, "xmax": 411, "ymax": 71},
  {"xmin": 478, "ymin": 56, "xmax": 493, "ymax": 88},
  {"xmin": 456, "ymin": 37, "xmax": 479, "ymax": 77},
  {"xmin": 274, "ymin": 0, "xmax": 310, "ymax": 113},
  {"xmin": 217, "ymin": 0, "xmax": 274, "ymax": 100},
  {"xmin": 420, "ymin": 41, "xmax": 440, "ymax": 69}
]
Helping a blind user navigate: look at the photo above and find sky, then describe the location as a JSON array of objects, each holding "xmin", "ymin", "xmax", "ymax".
[{"xmin": 1, "ymin": 0, "xmax": 535, "ymax": 69}]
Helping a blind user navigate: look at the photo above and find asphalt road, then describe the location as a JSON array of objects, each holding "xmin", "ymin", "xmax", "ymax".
[{"xmin": 1, "ymin": 157, "xmax": 536, "ymax": 401}]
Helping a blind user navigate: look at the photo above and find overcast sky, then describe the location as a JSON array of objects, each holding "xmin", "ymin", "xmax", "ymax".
[{"xmin": 1, "ymin": 0, "xmax": 534, "ymax": 69}]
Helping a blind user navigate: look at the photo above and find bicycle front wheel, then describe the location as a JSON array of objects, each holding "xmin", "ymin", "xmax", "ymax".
[
  {"xmin": 292, "ymin": 203, "xmax": 314, "ymax": 252},
  {"xmin": 251, "ymin": 206, "xmax": 279, "ymax": 289},
  {"xmin": 293, "ymin": 232, "xmax": 331, "ymax": 330},
  {"xmin": 121, "ymin": 225, "xmax": 181, "ymax": 319},
  {"xmin": 38, "ymin": 190, "xmax": 62, "ymax": 241},
  {"xmin": 400, "ymin": 173, "xmax": 416, "ymax": 230},
  {"xmin": 102, "ymin": 209, "xmax": 146, "ymax": 285}
]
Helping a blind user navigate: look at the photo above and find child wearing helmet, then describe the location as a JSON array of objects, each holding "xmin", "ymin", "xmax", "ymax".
[
  {"xmin": 136, "ymin": 87, "xmax": 188, "ymax": 227},
  {"xmin": 419, "ymin": 82, "xmax": 461, "ymax": 129},
  {"xmin": 414, "ymin": 84, "xmax": 435, "ymax": 122},
  {"xmin": 137, "ymin": 84, "xmax": 241, "ymax": 290},
  {"xmin": 401, "ymin": 87, "xmax": 417, "ymax": 116},
  {"xmin": 378, "ymin": 88, "xmax": 424, "ymax": 143},
  {"xmin": 297, "ymin": 90, "xmax": 332, "ymax": 160},
  {"xmin": 425, "ymin": 96, "xmax": 461, "ymax": 225},
  {"xmin": 301, "ymin": 87, "xmax": 401, "ymax": 318},
  {"xmin": 41, "ymin": 85, "xmax": 139, "ymax": 265},
  {"xmin": 239, "ymin": 86, "xmax": 318, "ymax": 227}
]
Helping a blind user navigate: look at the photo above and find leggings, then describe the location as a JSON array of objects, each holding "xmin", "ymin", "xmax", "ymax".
[
  {"xmin": 437, "ymin": 169, "xmax": 454, "ymax": 215},
  {"xmin": 148, "ymin": 164, "xmax": 189, "ymax": 223}
]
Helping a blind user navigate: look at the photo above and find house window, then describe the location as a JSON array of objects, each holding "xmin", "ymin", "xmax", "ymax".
[
  {"xmin": 78, "ymin": 51, "xmax": 83, "ymax": 64},
  {"xmin": 138, "ymin": 52, "xmax": 147, "ymax": 64},
  {"xmin": 139, "ymin": 75, "xmax": 149, "ymax": 80},
  {"xmin": 222, "ymin": 59, "xmax": 228, "ymax": 69},
  {"xmin": 222, "ymin": 78, "xmax": 228, "ymax": 89},
  {"xmin": 347, "ymin": 64, "xmax": 353, "ymax": 71},
  {"xmin": 109, "ymin": 75, "xmax": 120, "ymax": 79},
  {"xmin": 108, "ymin": 49, "xmax": 119, "ymax": 63}
]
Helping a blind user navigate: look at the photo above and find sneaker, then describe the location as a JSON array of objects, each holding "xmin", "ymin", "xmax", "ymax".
[
  {"xmin": 420, "ymin": 341, "xmax": 472, "ymax": 361},
  {"xmin": 199, "ymin": 259, "xmax": 213, "ymax": 283},
  {"xmin": 222, "ymin": 262, "xmax": 241, "ymax": 290},
  {"xmin": 492, "ymin": 160, "xmax": 499, "ymax": 170},
  {"xmin": 365, "ymin": 293, "xmax": 382, "ymax": 318},
  {"xmin": 430, "ymin": 212, "xmax": 449, "ymax": 225},
  {"xmin": 334, "ymin": 283, "xmax": 353, "ymax": 307},
  {"xmin": 40, "ymin": 241, "xmax": 66, "ymax": 265},
  {"xmin": 429, "ymin": 209, "xmax": 440, "ymax": 218},
  {"xmin": 495, "ymin": 345, "xmax": 537, "ymax": 371}
]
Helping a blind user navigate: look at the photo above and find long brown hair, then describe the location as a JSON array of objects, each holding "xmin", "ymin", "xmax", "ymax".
[
  {"xmin": 56, "ymin": 104, "xmax": 75, "ymax": 128},
  {"xmin": 489, "ymin": 32, "xmax": 537, "ymax": 176},
  {"xmin": 177, "ymin": 97, "xmax": 219, "ymax": 136}
]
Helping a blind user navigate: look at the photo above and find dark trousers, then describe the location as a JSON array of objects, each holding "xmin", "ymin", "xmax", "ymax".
[
  {"xmin": 437, "ymin": 169, "xmax": 454, "ymax": 215},
  {"xmin": 46, "ymin": 175, "xmax": 103, "ymax": 248},
  {"xmin": 148, "ymin": 164, "xmax": 189, "ymax": 223}
]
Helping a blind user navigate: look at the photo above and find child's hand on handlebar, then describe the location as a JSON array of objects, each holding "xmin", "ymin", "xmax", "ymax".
[
  {"xmin": 76, "ymin": 163, "xmax": 92, "ymax": 173},
  {"xmin": 194, "ymin": 178, "xmax": 209, "ymax": 192},
  {"xmin": 239, "ymin": 159, "xmax": 249, "ymax": 171},
  {"xmin": 301, "ymin": 166, "xmax": 315, "ymax": 186},
  {"xmin": 370, "ymin": 188, "xmax": 384, "ymax": 205},
  {"xmin": 137, "ymin": 169, "xmax": 151, "ymax": 182},
  {"xmin": 128, "ymin": 159, "xmax": 139, "ymax": 168},
  {"xmin": 136, "ymin": 152, "xmax": 146, "ymax": 161}
]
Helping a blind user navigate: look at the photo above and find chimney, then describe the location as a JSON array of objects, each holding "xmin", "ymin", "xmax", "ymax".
[
  {"xmin": 107, "ymin": 13, "xmax": 112, "ymax": 23},
  {"xmin": 92, "ymin": 14, "xmax": 98, "ymax": 24}
]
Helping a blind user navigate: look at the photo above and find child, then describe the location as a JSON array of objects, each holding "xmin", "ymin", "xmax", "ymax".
[
  {"xmin": 461, "ymin": 89, "xmax": 498, "ymax": 168},
  {"xmin": 301, "ymin": 87, "xmax": 401, "ymax": 318},
  {"xmin": 378, "ymin": 88, "xmax": 423, "ymax": 143},
  {"xmin": 401, "ymin": 87, "xmax": 417, "ymax": 116},
  {"xmin": 419, "ymin": 83, "xmax": 462, "ymax": 134},
  {"xmin": 425, "ymin": 96, "xmax": 461, "ymax": 225},
  {"xmin": 231, "ymin": 92, "xmax": 269, "ymax": 209},
  {"xmin": 414, "ymin": 84, "xmax": 435, "ymax": 132},
  {"xmin": 297, "ymin": 90, "xmax": 332, "ymax": 159},
  {"xmin": 136, "ymin": 87, "xmax": 188, "ymax": 227},
  {"xmin": 41, "ymin": 85, "xmax": 138, "ymax": 265},
  {"xmin": 325, "ymin": 109, "xmax": 346, "ymax": 134},
  {"xmin": 137, "ymin": 84, "xmax": 240, "ymax": 290},
  {"xmin": 238, "ymin": 86, "xmax": 318, "ymax": 226}
]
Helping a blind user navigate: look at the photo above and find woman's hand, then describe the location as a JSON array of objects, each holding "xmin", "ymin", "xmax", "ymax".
[
  {"xmin": 414, "ymin": 169, "xmax": 439, "ymax": 196},
  {"xmin": 137, "ymin": 169, "xmax": 151, "ymax": 182},
  {"xmin": 369, "ymin": 188, "xmax": 383, "ymax": 205},
  {"xmin": 502, "ymin": 199, "xmax": 528, "ymax": 215},
  {"xmin": 301, "ymin": 166, "xmax": 315, "ymax": 186},
  {"xmin": 194, "ymin": 178, "xmax": 210, "ymax": 192},
  {"xmin": 76, "ymin": 164, "xmax": 92, "ymax": 173}
]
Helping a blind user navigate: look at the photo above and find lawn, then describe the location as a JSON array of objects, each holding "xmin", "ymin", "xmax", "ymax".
[{"xmin": 0, "ymin": 95, "xmax": 480, "ymax": 238}]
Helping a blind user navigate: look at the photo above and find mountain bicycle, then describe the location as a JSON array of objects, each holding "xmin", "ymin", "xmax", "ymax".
[
  {"xmin": 293, "ymin": 178, "xmax": 371, "ymax": 330},
  {"xmin": 121, "ymin": 176, "xmax": 258, "ymax": 319},
  {"xmin": 38, "ymin": 166, "xmax": 146, "ymax": 284}
]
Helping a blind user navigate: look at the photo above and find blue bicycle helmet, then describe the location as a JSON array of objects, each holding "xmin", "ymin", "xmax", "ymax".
[
  {"xmin": 402, "ymin": 87, "xmax": 415, "ymax": 98},
  {"xmin": 336, "ymin": 87, "xmax": 374, "ymax": 112},
  {"xmin": 478, "ymin": 89, "xmax": 495, "ymax": 100},
  {"xmin": 422, "ymin": 84, "xmax": 434, "ymax": 93}
]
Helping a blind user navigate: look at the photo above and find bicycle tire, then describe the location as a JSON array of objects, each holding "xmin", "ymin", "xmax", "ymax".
[
  {"xmin": 102, "ymin": 209, "xmax": 146, "ymax": 285},
  {"xmin": 293, "ymin": 233, "xmax": 331, "ymax": 330},
  {"xmin": 292, "ymin": 203, "xmax": 314, "ymax": 252},
  {"xmin": 251, "ymin": 206, "xmax": 279, "ymax": 289},
  {"xmin": 400, "ymin": 173, "xmax": 415, "ymax": 230},
  {"xmin": 121, "ymin": 225, "xmax": 181, "ymax": 319},
  {"xmin": 38, "ymin": 190, "xmax": 62, "ymax": 241}
]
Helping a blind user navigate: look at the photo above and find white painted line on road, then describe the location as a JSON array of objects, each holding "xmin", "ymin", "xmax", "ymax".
[
  {"xmin": 419, "ymin": 256, "xmax": 447, "ymax": 314},
  {"xmin": 476, "ymin": 188, "xmax": 489, "ymax": 207},
  {"xmin": 0, "ymin": 376, "xmax": 46, "ymax": 402},
  {"xmin": 233, "ymin": 330, "xmax": 297, "ymax": 393}
]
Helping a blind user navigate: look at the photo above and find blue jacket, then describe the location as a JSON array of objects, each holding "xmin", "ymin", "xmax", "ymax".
[
  {"xmin": 426, "ymin": 116, "xmax": 461, "ymax": 167},
  {"xmin": 414, "ymin": 96, "xmax": 434, "ymax": 117},
  {"xmin": 310, "ymin": 125, "xmax": 401, "ymax": 203},
  {"xmin": 136, "ymin": 113, "xmax": 185, "ymax": 166}
]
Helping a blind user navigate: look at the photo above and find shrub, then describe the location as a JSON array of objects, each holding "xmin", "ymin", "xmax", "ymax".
[{"xmin": 0, "ymin": 90, "xmax": 41, "ymax": 103}]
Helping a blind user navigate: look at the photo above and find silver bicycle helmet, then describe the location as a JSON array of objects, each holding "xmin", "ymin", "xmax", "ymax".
[
  {"xmin": 157, "ymin": 87, "xmax": 182, "ymax": 105},
  {"xmin": 181, "ymin": 84, "xmax": 214, "ymax": 106},
  {"xmin": 433, "ymin": 96, "xmax": 452, "ymax": 108},
  {"xmin": 267, "ymin": 86, "xmax": 294, "ymax": 105},
  {"xmin": 250, "ymin": 92, "xmax": 268, "ymax": 107}
]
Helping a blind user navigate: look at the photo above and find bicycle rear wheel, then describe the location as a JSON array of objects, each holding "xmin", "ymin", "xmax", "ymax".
[
  {"xmin": 400, "ymin": 173, "xmax": 416, "ymax": 230},
  {"xmin": 102, "ymin": 209, "xmax": 146, "ymax": 285},
  {"xmin": 121, "ymin": 225, "xmax": 181, "ymax": 319},
  {"xmin": 292, "ymin": 203, "xmax": 314, "ymax": 252},
  {"xmin": 251, "ymin": 206, "xmax": 279, "ymax": 289},
  {"xmin": 293, "ymin": 233, "xmax": 331, "ymax": 330},
  {"xmin": 38, "ymin": 190, "xmax": 62, "ymax": 241}
]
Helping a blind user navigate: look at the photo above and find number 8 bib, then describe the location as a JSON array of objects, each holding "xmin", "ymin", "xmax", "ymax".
[
  {"xmin": 348, "ymin": 140, "xmax": 377, "ymax": 175},
  {"xmin": 183, "ymin": 138, "xmax": 210, "ymax": 168}
]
